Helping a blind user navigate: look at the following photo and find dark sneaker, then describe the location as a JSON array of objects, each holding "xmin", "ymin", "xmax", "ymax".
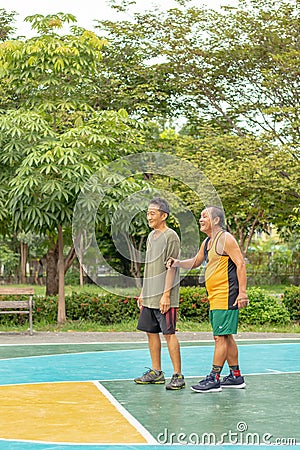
[
  {"xmin": 190, "ymin": 375, "xmax": 222, "ymax": 393},
  {"xmin": 134, "ymin": 368, "xmax": 165, "ymax": 384},
  {"xmin": 166, "ymin": 373, "xmax": 186, "ymax": 390},
  {"xmin": 220, "ymin": 374, "xmax": 246, "ymax": 389}
]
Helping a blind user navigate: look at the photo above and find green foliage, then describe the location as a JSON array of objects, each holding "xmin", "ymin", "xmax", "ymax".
[
  {"xmin": 247, "ymin": 237, "xmax": 300, "ymax": 283},
  {"xmin": 32, "ymin": 292, "xmax": 138, "ymax": 325},
  {"xmin": 282, "ymin": 286, "xmax": 300, "ymax": 321},
  {"xmin": 24, "ymin": 13, "xmax": 76, "ymax": 34},
  {"xmin": 0, "ymin": 17, "xmax": 107, "ymax": 113},
  {"xmin": 66, "ymin": 293, "xmax": 139, "ymax": 325},
  {"xmin": 0, "ymin": 286, "xmax": 297, "ymax": 328},
  {"xmin": 0, "ymin": 109, "xmax": 147, "ymax": 233},
  {"xmin": 0, "ymin": 14, "xmax": 149, "ymax": 236},
  {"xmin": 0, "ymin": 8, "xmax": 16, "ymax": 41},
  {"xmin": 0, "ymin": 239, "xmax": 19, "ymax": 276},
  {"xmin": 96, "ymin": 0, "xmax": 299, "ymax": 253},
  {"xmin": 239, "ymin": 287, "xmax": 290, "ymax": 325},
  {"xmin": 0, "ymin": 293, "xmax": 139, "ymax": 326},
  {"xmin": 99, "ymin": 0, "xmax": 300, "ymax": 147},
  {"xmin": 64, "ymin": 268, "xmax": 80, "ymax": 285},
  {"xmin": 178, "ymin": 287, "xmax": 209, "ymax": 322},
  {"xmin": 162, "ymin": 130, "xmax": 298, "ymax": 255}
]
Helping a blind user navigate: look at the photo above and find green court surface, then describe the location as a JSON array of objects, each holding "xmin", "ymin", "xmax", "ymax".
[{"xmin": 0, "ymin": 338, "xmax": 299, "ymax": 449}]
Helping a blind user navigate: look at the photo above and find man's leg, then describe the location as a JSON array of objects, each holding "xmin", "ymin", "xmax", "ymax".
[
  {"xmin": 164, "ymin": 334, "xmax": 181, "ymax": 374},
  {"xmin": 147, "ymin": 332, "xmax": 162, "ymax": 371},
  {"xmin": 213, "ymin": 335, "xmax": 229, "ymax": 368},
  {"xmin": 164, "ymin": 333, "xmax": 185, "ymax": 390},
  {"xmin": 220, "ymin": 334, "xmax": 246, "ymax": 388},
  {"xmin": 226, "ymin": 334, "xmax": 239, "ymax": 366},
  {"xmin": 190, "ymin": 335, "xmax": 226, "ymax": 393},
  {"xmin": 134, "ymin": 332, "xmax": 165, "ymax": 384},
  {"xmin": 134, "ymin": 307, "xmax": 166, "ymax": 384}
]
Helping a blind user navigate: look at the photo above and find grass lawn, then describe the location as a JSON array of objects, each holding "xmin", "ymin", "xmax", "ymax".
[
  {"xmin": 0, "ymin": 284, "xmax": 140, "ymax": 297},
  {"xmin": 0, "ymin": 283, "xmax": 290, "ymax": 297},
  {"xmin": 0, "ymin": 318, "xmax": 299, "ymax": 334}
]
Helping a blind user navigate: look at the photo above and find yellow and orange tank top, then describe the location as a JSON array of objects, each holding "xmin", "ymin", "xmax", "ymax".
[{"xmin": 204, "ymin": 230, "xmax": 239, "ymax": 310}]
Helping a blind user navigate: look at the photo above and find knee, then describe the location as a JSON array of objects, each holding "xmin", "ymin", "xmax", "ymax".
[
  {"xmin": 163, "ymin": 333, "xmax": 177, "ymax": 345},
  {"xmin": 147, "ymin": 332, "xmax": 161, "ymax": 342},
  {"xmin": 163, "ymin": 333, "xmax": 174, "ymax": 342},
  {"xmin": 214, "ymin": 335, "xmax": 228, "ymax": 345}
]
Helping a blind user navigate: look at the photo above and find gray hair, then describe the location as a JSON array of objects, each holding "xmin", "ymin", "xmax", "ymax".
[{"xmin": 208, "ymin": 206, "xmax": 226, "ymax": 229}]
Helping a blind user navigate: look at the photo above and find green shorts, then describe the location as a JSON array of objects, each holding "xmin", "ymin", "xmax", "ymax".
[{"xmin": 209, "ymin": 309, "xmax": 239, "ymax": 336}]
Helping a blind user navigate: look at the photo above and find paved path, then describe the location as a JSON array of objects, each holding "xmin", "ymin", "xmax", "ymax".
[{"xmin": 0, "ymin": 331, "xmax": 299, "ymax": 344}]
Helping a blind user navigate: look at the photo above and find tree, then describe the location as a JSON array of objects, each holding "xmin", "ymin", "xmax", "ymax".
[
  {"xmin": 93, "ymin": 7, "xmax": 175, "ymax": 120},
  {"xmin": 154, "ymin": 125, "xmax": 299, "ymax": 255},
  {"xmin": 100, "ymin": 0, "xmax": 300, "ymax": 152},
  {"xmin": 0, "ymin": 14, "xmax": 147, "ymax": 322},
  {"xmin": 96, "ymin": 0, "xmax": 299, "ymax": 250},
  {"xmin": 0, "ymin": 8, "xmax": 16, "ymax": 41}
]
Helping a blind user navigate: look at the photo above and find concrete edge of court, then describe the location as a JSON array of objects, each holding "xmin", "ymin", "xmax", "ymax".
[{"xmin": 0, "ymin": 331, "xmax": 299, "ymax": 345}]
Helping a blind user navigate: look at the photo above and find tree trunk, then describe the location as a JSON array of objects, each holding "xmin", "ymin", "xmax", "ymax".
[
  {"xmin": 128, "ymin": 234, "xmax": 144, "ymax": 289},
  {"xmin": 20, "ymin": 242, "xmax": 28, "ymax": 284},
  {"xmin": 79, "ymin": 235, "xmax": 84, "ymax": 286},
  {"xmin": 64, "ymin": 245, "xmax": 76, "ymax": 274},
  {"xmin": 46, "ymin": 241, "xmax": 59, "ymax": 296},
  {"xmin": 57, "ymin": 224, "xmax": 66, "ymax": 324}
]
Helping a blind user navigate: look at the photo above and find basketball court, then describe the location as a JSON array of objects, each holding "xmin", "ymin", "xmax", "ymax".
[{"xmin": 0, "ymin": 336, "xmax": 299, "ymax": 449}]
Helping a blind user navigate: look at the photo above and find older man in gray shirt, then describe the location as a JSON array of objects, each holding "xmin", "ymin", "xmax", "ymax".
[{"xmin": 134, "ymin": 197, "xmax": 185, "ymax": 390}]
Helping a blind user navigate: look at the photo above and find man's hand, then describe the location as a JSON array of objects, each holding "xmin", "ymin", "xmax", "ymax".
[
  {"xmin": 233, "ymin": 294, "xmax": 249, "ymax": 310},
  {"xmin": 159, "ymin": 294, "xmax": 171, "ymax": 314},
  {"xmin": 137, "ymin": 295, "xmax": 143, "ymax": 310},
  {"xmin": 166, "ymin": 257, "xmax": 179, "ymax": 269}
]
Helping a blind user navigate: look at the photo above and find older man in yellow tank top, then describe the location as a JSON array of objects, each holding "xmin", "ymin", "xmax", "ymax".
[{"xmin": 167, "ymin": 206, "xmax": 249, "ymax": 392}]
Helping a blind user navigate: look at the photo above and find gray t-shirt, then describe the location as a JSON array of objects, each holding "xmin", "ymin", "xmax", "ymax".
[{"xmin": 142, "ymin": 227, "xmax": 180, "ymax": 308}]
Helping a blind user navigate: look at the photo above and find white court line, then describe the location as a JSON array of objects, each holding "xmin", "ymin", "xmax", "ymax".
[
  {"xmin": 0, "ymin": 342, "xmax": 146, "ymax": 346},
  {"xmin": 0, "ymin": 348, "xmax": 150, "ymax": 362},
  {"xmin": 93, "ymin": 380, "xmax": 158, "ymax": 445},
  {"xmin": 0, "ymin": 340, "xmax": 299, "ymax": 362},
  {"xmin": 0, "ymin": 337, "xmax": 299, "ymax": 347}
]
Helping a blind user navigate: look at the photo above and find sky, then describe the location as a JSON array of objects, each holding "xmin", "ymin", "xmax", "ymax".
[{"xmin": 2, "ymin": 0, "xmax": 238, "ymax": 38}]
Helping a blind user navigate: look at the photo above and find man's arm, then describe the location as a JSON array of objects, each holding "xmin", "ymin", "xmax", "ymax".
[
  {"xmin": 159, "ymin": 266, "xmax": 176, "ymax": 314},
  {"xmin": 166, "ymin": 240, "xmax": 206, "ymax": 270},
  {"xmin": 223, "ymin": 233, "xmax": 248, "ymax": 309}
]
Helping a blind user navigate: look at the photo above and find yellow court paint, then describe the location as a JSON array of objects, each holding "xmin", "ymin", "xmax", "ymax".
[{"xmin": 0, "ymin": 382, "xmax": 148, "ymax": 443}]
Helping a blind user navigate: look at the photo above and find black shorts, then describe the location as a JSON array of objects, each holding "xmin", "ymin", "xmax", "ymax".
[{"xmin": 137, "ymin": 306, "xmax": 178, "ymax": 335}]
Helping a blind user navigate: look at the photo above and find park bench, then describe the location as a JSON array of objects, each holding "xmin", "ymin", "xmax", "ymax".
[{"xmin": 0, "ymin": 288, "xmax": 35, "ymax": 335}]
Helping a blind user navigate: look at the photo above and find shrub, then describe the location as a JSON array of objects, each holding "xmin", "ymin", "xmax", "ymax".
[
  {"xmin": 47, "ymin": 288, "xmax": 210, "ymax": 325},
  {"xmin": 65, "ymin": 292, "xmax": 139, "ymax": 325},
  {"xmin": 282, "ymin": 286, "xmax": 300, "ymax": 321},
  {"xmin": 0, "ymin": 293, "xmax": 140, "ymax": 326},
  {"xmin": 239, "ymin": 287, "xmax": 290, "ymax": 325},
  {"xmin": 178, "ymin": 287, "xmax": 209, "ymax": 322},
  {"xmin": 0, "ymin": 286, "xmax": 294, "ymax": 327},
  {"xmin": 64, "ymin": 269, "xmax": 80, "ymax": 286},
  {"xmin": 35, "ymin": 296, "xmax": 58, "ymax": 322}
]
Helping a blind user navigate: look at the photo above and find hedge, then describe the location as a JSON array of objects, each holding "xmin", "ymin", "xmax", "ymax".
[
  {"xmin": 0, "ymin": 286, "xmax": 296, "ymax": 327},
  {"xmin": 238, "ymin": 287, "xmax": 290, "ymax": 325},
  {"xmin": 178, "ymin": 287, "xmax": 209, "ymax": 321},
  {"xmin": 282, "ymin": 285, "xmax": 300, "ymax": 321}
]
